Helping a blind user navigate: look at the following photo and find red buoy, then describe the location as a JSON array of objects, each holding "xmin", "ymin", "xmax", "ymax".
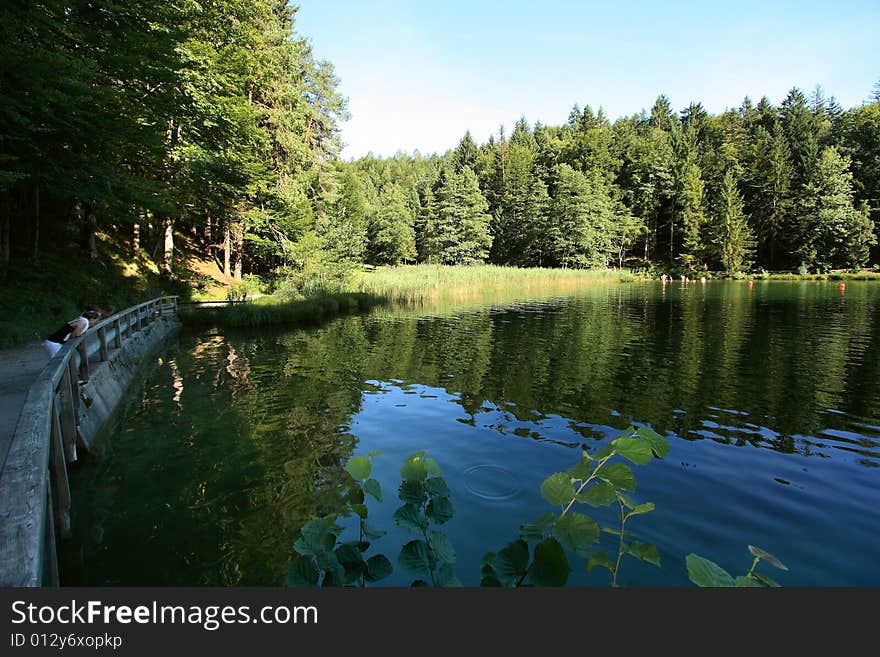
[{"xmin": 839, "ymin": 282, "xmax": 846, "ymax": 294}]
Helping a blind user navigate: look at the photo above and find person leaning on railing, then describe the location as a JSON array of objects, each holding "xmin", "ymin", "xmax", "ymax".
[{"xmin": 42, "ymin": 308, "xmax": 102, "ymax": 359}]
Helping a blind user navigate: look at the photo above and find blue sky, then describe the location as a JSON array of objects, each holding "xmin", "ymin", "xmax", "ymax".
[{"xmin": 292, "ymin": 0, "xmax": 879, "ymax": 160}]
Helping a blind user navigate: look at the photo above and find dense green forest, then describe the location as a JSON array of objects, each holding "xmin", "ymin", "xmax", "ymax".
[{"xmin": 2, "ymin": 0, "xmax": 879, "ymax": 297}]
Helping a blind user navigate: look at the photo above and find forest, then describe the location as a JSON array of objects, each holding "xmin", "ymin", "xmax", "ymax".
[{"xmin": 2, "ymin": 0, "xmax": 879, "ymax": 293}]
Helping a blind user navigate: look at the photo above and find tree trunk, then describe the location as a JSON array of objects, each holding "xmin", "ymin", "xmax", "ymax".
[
  {"xmin": 232, "ymin": 220, "xmax": 243, "ymax": 281},
  {"xmin": 32, "ymin": 183, "xmax": 40, "ymax": 261},
  {"xmin": 0, "ymin": 193, "xmax": 9, "ymax": 271},
  {"xmin": 87, "ymin": 207, "xmax": 98, "ymax": 260},
  {"xmin": 133, "ymin": 222, "xmax": 140, "ymax": 255},
  {"xmin": 223, "ymin": 223, "xmax": 231, "ymax": 278},
  {"xmin": 205, "ymin": 213, "xmax": 212, "ymax": 257},
  {"xmin": 163, "ymin": 216, "xmax": 174, "ymax": 273}
]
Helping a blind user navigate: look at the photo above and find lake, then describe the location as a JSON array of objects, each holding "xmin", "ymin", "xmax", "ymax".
[{"xmin": 61, "ymin": 280, "xmax": 880, "ymax": 586}]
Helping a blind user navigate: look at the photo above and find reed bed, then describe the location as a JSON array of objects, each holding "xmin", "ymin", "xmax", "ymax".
[
  {"xmin": 179, "ymin": 292, "xmax": 385, "ymax": 328},
  {"xmin": 354, "ymin": 264, "xmax": 638, "ymax": 305}
]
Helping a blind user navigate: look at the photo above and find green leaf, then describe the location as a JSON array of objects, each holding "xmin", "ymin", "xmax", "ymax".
[
  {"xmin": 576, "ymin": 481, "xmax": 617, "ymax": 507},
  {"xmin": 625, "ymin": 502, "xmax": 655, "ymax": 518},
  {"xmin": 365, "ymin": 555, "xmax": 393, "ymax": 582},
  {"xmin": 362, "ymin": 523, "xmax": 386, "ymax": 540},
  {"xmin": 751, "ymin": 572, "xmax": 782, "ymax": 587},
  {"xmin": 519, "ymin": 512, "xmax": 557, "ymax": 543},
  {"xmin": 615, "ymin": 492, "xmax": 637, "ymax": 509},
  {"xmin": 335, "ymin": 543, "xmax": 365, "ymax": 568},
  {"xmin": 481, "ymin": 553, "xmax": 501, "ymax": 586},
  {"xmin": 552, "ymin": 513, "xmax": 600, "ymax": 551},
  {"xmin": 285, "ymin": 556, "xmax": 319, "ymax": 587},
  {"xmin": 424, "ymin": 457, "xmax": 443, "ymax": 476},
  {"xmin": 321, "ymin": 564, "xmax": 346, "ymax": 588},
  {"xmin": 393, "ymin": 503, "xmax": 429, "ymax": 532},
  {"xmin": 566, "ymin": 458, "xmax": 594, "ymax": 479},
  {"xmin": 436, "ymin": 563, "xmax": 462, "ymax": 587},
  {"xmin": 345, "ymin": 456, "xmax": 372, "ymax": 481},
  {"xmin": 316, "ymin": 551, "xmax": 345, "ymax": 587},
  {"xmin": 293, "ymin": 517, "xmax": 340, "ymax": 557},
  {"xmin": 399, "ymin": 540, "xmax": 433, "ymax": 575},
  {"xmin": 364, "ymin": 478, "xmax": 383, "ymax": 502},
  {"xmin": 585, "ymin": 551, "xmax": 614, "ymax": 575},
  {"xmin": 399, "ymin": 480, "xmax": 426, "ymax": 505},
  {"xmin": 528, "ymin": 537, "xmax": 570, "ymax": 587},
  {"xmin": 636, "ymin": 426, "xmax": 669, "ymax": 458},
  {"xmin": 427, "ymin": 495, "xmax": 455, "ymax": 524},
  {"xmin": 735, "ymin": 575, "xmax": 765, "ymax": 587},
  {"xmin": 481, "ymin": 573, "xmax": 502, "ymax": 587},
  {"xmin": 429, "ymin": 531, "xmax": 457, "ymax": 564},
  {"xmin": 400, "ymin": 454, "xmax": 429, "ymax": 481},
  {"xmin": 594, "ymin": 443, "xmax": 615, "ymax": 460},
  {"xmin": 424, "ymin": 477, "xmax": 451, "ymax": 499},
  {"xmin": 344, "ymin": 487, "xmax": 365, "ymax": 505},
  {"xmin": 301, "ymin": 516, "xmax": 343, "ymax": 540},
  {"xmin": 351, "ymin": 503, "xmax": 369, "ymax": 519},
  {"xmin": 748, "ymin": 545, "xmax": 788, "ymax": 570},
  {"xmin": 613, "ymin": 437, "xmax": 653, "ymax": 465},
  {"xmin": 540, "ymin": 472, "xmax": 574, "ymax": 506},
  {"xmin": 494, "ymin": 540, "xmax": 530, "ymax": 585},
  {"xmin": 600, "ymin": 462, "xmax": 636, "ymax": 492},
  {"xmin": 686, "ymin": 554, "xmax": 736, "ymax": 587},
  {"xmin": 623, "ymin": 541, "xmax": 660, "ymax": 566}
]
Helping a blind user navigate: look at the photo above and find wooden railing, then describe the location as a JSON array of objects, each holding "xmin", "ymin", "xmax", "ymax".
[{"xmin": 0, "ymin": 296, "xmax": 178, "ymax": 586}]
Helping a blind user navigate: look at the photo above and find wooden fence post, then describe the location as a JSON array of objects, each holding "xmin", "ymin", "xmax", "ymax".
[
  {"xmin": 98, "ymin": 326, "xmax": 108, "ymax": 361},
  {"xmin": 50, "ymin": 402, "xmax": 71, "ymax": 538}
]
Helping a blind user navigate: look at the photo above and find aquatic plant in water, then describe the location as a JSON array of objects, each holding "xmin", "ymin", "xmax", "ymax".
[
  {"xmin": 481, "ymin": 425, "xmax": 669, "ymax": 587},
  {"xmin": 286, "ymin": 427, "xmax": 787, "ymax": 587},
  {"xmin": 285, "ymin": 451, "xmax": 392, "ymax": 586},
  {"xmin": 686, "ymin": 545, "xmax": 788, "ymax": 587}
]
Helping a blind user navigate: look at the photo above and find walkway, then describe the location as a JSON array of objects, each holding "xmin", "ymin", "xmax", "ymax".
[{"xmin": 0, "ymin": 341, "xmax": 49, "ymax": 473}]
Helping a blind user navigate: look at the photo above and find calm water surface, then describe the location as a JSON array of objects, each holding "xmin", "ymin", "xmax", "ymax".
[{"xmin": 62, "ymin": 281, "xmax": 880, "ymax": 586}]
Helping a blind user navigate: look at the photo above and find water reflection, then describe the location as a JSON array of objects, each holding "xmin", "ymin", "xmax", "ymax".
[{"xmin": 63, "ymin": 281, "xmax": 880, "ymax": 586}]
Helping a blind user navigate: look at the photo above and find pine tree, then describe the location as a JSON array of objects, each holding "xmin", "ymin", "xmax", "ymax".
[
  {"xmin": 548, "ymin": 164, "xmax": 616, "ymax": 268},
  {"xmin": 434, "ymin": 166, "xmax": 492, "ymax": 264},
  {"xmin": 452, "ymin": 132, "xmax": 478, "ymax": 173},
  {"xmin": 677, "ymin": 161, "xmax": 708, "ymax": 272},
  {"xmin": 323, "ymin": 167, "xmax": 368, "ymax": 264},
  {"xmin": 713, "ymin": 170, "xmax": 755, "ymax": 273},
  {"xmin": 368, "ymin": 184, "xmax": 416, "ymax": 265},
  {"xmin": 797, "ymin": 147, "xmax": 875, "ymax": 271}
]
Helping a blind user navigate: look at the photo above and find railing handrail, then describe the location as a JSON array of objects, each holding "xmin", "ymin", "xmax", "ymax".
[
  {"xmin": 49, "ymin": 296, "xmax": 178, "ymax": 387},
  {"xmin": 0, "ymin": 295, "xmax": 178, "ymax": 587}
]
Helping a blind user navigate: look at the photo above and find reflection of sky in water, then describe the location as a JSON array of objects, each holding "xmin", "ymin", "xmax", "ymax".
[
  {"xmin": 351, "ymin": 376, "xmax": 879, "ymax": 586},
  {"xmin": 64, "ymin": 282, "xmax": 880, "ymax": 586}
]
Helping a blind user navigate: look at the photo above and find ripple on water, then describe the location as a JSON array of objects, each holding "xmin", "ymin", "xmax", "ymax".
[{"xmin": 462, "ymin": 465, "xmax": 520, "ymax": 501}]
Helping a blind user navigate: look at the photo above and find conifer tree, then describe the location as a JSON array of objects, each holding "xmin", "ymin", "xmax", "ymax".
[
  {"xmin": 678, "ymin": 161, "xmax": 708, "ymax": 272},
  {"xmin": 368, "ymin": 184, "xmax": 416, "ymax": 265},
  {"xmin": 797, "ymin": 147, "xmax": 875, "ymax": 271},
  {"xmin": 548, "ymin": 164, "xmax": 616, "ymax": 268},
  {"xmin": 434, "ymin": 166, "xmax": 493, "ymax": 264},
  {"xmin": 713, "ymin": 170, "xmax": 755, "ymax": 273}
]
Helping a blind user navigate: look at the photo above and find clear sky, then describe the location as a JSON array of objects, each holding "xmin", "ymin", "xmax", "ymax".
[{"xmin": 292, "ymin": 0, "xmax": 879, "ymax": 160}]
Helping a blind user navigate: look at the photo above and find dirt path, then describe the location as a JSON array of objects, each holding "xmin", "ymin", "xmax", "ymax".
[{"xmin": 0, "ymin": 341, "xmax": 50, "ymax": 471}]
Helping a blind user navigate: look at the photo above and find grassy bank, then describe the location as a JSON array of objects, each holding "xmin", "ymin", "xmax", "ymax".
[
  {"xmin": 754, "ymin": 270, "xmax": 880, "ymax": 281},
  {"xmin": 178, "ymin": 292, "xmax": 386, "ymax": 328},
  {"xmin": 352, "ymin": 264, "xmax": 639, "ymax": 305}
]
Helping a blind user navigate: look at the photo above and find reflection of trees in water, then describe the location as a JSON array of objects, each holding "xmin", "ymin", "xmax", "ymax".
[
  {"xmin": 284, "ymin": 285, "xmax": 878, "ymax": 462},
  {"xmin": 65, "ymin": 286, "xmax": 880, "ymax": 585}
]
